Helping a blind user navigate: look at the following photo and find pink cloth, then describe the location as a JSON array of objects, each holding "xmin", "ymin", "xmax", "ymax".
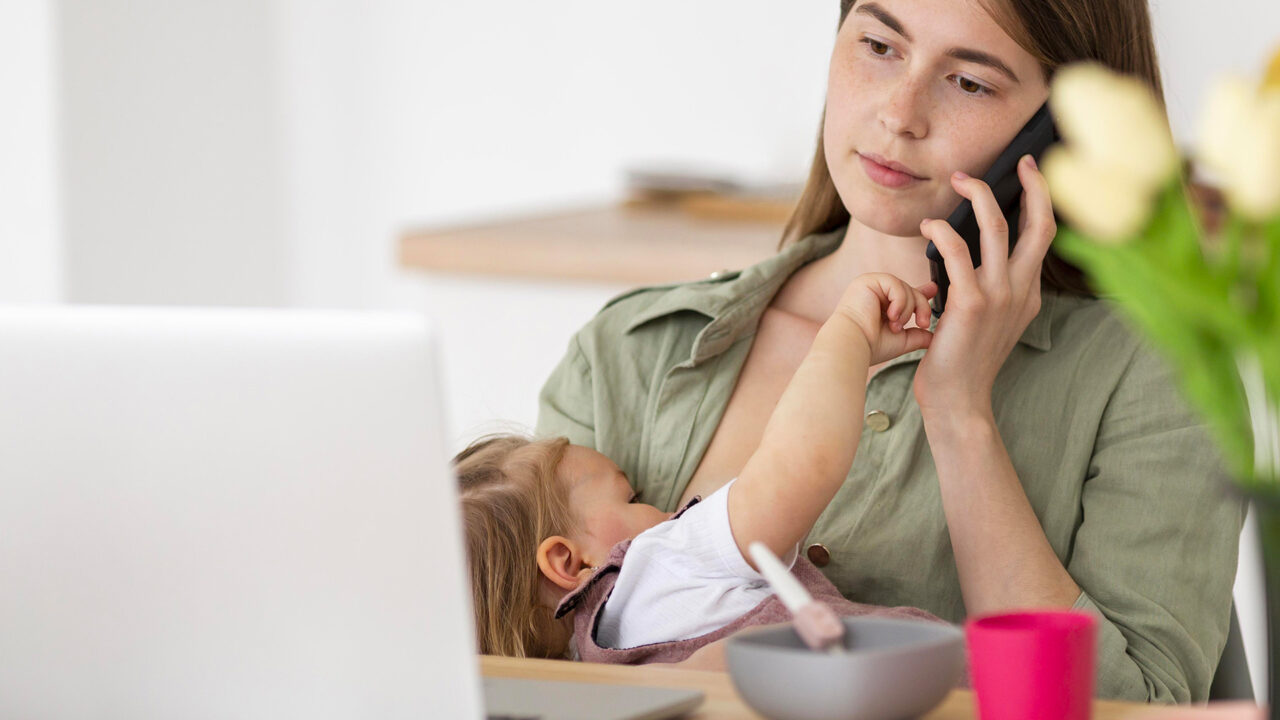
[{"xmin": 553, "ymin": 495, "xmax": 945, "ymax": 665}]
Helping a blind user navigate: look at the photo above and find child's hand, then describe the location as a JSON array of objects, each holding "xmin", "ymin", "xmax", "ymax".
[{"xmin": 836, "ymin": 273, "xmax": 937, "ymax": 364}]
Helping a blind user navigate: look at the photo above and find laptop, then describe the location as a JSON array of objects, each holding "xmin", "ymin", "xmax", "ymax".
[{"xmin": 0, "ymin": 306, "xmax": 702, "ymax": 719}]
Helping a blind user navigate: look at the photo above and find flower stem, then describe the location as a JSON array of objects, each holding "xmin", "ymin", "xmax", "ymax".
[{"xmin": 1237, "ymin": 351, "xmax": 1279, "ymax": 482}]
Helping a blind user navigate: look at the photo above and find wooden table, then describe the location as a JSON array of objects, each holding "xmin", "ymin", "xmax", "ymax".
[
  {"xmin": 399, "ymin": 202, "xmax": 785, "ymax": 286},
  {"xmin": 480, "ymin": 655, "xmax": 1171, "ymax": 719}
]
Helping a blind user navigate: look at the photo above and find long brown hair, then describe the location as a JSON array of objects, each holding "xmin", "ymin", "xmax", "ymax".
[
  {"xmin": 782, "ymin": 0, "xmax": 1169, "ymax": 297},
  {"xmin": 454, "ymin": 434, "xmax": 575, "ymax": 658}
]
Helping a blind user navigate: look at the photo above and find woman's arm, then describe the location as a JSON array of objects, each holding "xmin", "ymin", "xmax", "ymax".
[
  {"xmin": 927, "ymin": 344, "xmax": 1245, "ymax": 702},
  {"xmin": 1058, "ymin": 345, "xmax": 1243, "ymax": 702},
  {"xmin": 922, "ymin": 407, "xmax": 1081, "ymax": 612},
  {"xmin": 913, "ymin": 159, "xmax": 1078, "ymax": 611},
  {"xmin": 917, "ymin": 160, "xmax": 1245, "ymax": 702}
]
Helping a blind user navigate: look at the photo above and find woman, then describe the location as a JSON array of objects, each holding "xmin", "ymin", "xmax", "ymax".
[{"xmin": 536, "ymin": 0, "xmax": 1245, "ymax": 703}]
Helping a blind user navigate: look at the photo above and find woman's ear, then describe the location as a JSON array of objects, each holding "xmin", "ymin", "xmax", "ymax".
[{"xmin": 536, "ymin": 535, "xmax": 590, "ymax": 591}]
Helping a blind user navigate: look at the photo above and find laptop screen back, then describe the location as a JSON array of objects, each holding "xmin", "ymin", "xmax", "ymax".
[{"xmin": 0, "ymin": 307, "xmax": 480, "ymax": 719}]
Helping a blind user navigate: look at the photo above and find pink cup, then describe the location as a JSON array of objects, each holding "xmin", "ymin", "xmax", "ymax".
[{"xmin": 965, "ymin": 610, "xmax": 1098, "ymax": 720}]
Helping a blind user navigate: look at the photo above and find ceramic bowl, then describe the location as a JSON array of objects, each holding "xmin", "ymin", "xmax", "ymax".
[{"xmin": 725, "ymin": 616, "xmax": 965, "ymax": 720}]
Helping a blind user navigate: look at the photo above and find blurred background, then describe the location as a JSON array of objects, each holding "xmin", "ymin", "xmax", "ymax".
[{"xmin": 2, "ymin": 0, "xmax": 1277, "ymax": 695}]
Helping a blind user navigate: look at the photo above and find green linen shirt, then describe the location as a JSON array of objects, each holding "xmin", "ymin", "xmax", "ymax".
[{"xmin": 535, "ymin": 227, "xmax": 1246, "ymax": 703}]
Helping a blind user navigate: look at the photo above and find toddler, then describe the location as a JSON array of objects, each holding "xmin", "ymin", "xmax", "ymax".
[{"xmin": 455, "ymin": 273, "xmax": 943, "ymax": 664}]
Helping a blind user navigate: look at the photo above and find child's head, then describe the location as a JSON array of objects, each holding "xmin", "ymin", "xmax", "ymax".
[{"xmin": 453, "ymin": 434, "xmax": 669, "ymax": 658}]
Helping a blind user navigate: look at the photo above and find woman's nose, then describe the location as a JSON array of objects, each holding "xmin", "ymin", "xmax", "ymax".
[{"xmin": 879, "ymin": 77, "xmax": 930, "ymax": 138}]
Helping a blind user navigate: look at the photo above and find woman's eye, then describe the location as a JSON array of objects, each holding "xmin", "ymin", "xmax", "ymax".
[
  {"xmin": 859, "ymin": 37, "xmax": 893, "ymax": 57},
  {"xmin": 954, "ymin": 75, "xmax": 993, "ymax": 97}
]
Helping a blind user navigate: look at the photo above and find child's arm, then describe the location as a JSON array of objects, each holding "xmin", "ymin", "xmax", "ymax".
[{"xmin": 727, "ymin": 273, "xmax": 936, "ymax": 567}]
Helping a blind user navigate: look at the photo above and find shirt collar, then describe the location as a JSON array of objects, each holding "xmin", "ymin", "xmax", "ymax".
[{"xmin": 624, "ymin": 225, "xmax": 1055, "ymax": 361}]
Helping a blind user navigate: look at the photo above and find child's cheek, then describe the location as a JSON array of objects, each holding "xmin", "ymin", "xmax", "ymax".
[{"xmin": 587, "ymin": 512, "xmax": 630, "ymax": 550}]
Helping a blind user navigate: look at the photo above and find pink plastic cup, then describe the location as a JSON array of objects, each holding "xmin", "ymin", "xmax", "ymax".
[{"xmin": 965, "ymin": 610, "xmax": 1098, "ymax": 720}]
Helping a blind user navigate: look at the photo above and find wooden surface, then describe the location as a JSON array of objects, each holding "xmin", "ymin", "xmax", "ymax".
[
  {"xmin": 398, "ymin": 203, "xmax": 785, "ymax": 285},
  {"xmin": 480, "ymin": 654, "xmax": 1166, "ymax": 720}
]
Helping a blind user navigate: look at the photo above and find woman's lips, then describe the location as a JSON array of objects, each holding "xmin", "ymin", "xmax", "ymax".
[{"xmin": 858, "ymin": 153, "xmax": 925, "ymax": 189}]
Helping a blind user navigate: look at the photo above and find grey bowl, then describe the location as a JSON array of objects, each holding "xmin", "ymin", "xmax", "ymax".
[{"xmin": 725, "ymin": 616, "xmax": 965, "ymax": 720}]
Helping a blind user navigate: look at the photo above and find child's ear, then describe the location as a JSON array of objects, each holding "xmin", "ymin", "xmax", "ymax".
[{"xmin": 536, "ymin": 535, "xmax": 590, "ymax": 590}]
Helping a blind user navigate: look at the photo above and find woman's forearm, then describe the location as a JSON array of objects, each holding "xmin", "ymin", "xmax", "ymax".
[{"xmin": 922, "ymin": 405, "xmax": 1081, "ymax": 615}]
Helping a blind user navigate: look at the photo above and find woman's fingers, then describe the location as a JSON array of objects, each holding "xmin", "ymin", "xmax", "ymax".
[
  {"xmin": 950, "ymin": 171, "xmax": 1009, "ymax": 277},
  {"xmin": 920, "ymin": 218, "xmax": 979, "ymax": 301},
  {"xmin": 1010, "ymin": 154, "xmax": 1058, "ymax": 274}
]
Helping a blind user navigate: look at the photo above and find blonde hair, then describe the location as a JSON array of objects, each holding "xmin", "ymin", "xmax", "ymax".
[
  {"xmin": 453, "ymin": 434, "xmax": 576, "ymax": 658},
  {"xmin": 783, "ymin": 0, "xmax": 1170, "ymax": 298}
]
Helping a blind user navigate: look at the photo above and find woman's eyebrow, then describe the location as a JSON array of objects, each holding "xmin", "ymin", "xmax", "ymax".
[
  {"xmin": 855, "ymin": 3, "xmax": 912, "ymax": 40},
  {"xmin": 853, "ymin": 2, "xmax": 1022, "ymax": 85},
  {"xmin": 946, "ymin": 47, "xmax": 1021, "ymax": 85}
]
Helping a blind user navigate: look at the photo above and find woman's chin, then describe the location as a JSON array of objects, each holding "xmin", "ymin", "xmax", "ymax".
[{"xmin": 845, "ymin": 202, "xmax": 929, "ymax": 238}]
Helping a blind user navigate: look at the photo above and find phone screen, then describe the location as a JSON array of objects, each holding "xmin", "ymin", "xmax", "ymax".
[{"xmin": 926, "ymin": 102, "xmax": 1059, "ymax": 316}]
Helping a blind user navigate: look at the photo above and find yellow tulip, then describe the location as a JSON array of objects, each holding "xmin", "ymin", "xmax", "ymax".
[
  {"xmin": 1049, "ymin": 63, "xmax": 1179, "ymax": 190},
  {"xmin": 1042, "ymin": 146, "xmax": 1154, "ymax": 242},
  {"xmin": 1042, "ymin": 63, "xmax": 1178, "ymax": 242},
  {"xmin": 1265, "ymin": 45, "xmax": 1280, "ymax": 90},
  {"xmin": 1198, "ymin": 76, "xmax": 1280, "ymax": 221}
]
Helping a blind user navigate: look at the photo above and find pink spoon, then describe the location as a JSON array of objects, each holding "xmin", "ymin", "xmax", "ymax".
[{"xmin": 749, "ymin": 541, "xmax": 846, "ymax": 654}]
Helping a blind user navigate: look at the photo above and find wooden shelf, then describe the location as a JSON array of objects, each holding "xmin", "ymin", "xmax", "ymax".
[{"xmin": 398, "ymin": 202, "xmax": 787, "ymax": 286}]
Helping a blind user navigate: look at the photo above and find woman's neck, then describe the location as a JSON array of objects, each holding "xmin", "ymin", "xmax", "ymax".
[{"xmin": 771, "ymin": 218, "xmax": 934, "ymax": 324}]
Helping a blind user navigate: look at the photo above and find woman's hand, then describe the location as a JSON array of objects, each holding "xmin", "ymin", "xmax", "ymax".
[
  {"xmin": 914, "ymin": 154, "xmax": 1057, "ymax": 418},
  {"xmin": 835, "ymin": 272, "xmax": 937, "ymax": 365}
]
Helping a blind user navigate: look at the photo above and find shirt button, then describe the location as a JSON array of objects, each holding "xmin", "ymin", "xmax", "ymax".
[
  {"xmin": 806, "ymin": 543, "xmax": 831, "ymax": 568},
  {"xmin": 708, "ymin": 269, "xmax": 732, "ymax": 280},
  {"xmin": 866, "ymin": 409, "xmax": 892, "ymax": 432}
]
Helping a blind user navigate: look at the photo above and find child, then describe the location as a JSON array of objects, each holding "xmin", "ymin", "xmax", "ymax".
[{"xmin": 455, "ymin": 273, "xmax": 943, "ymax": 664}]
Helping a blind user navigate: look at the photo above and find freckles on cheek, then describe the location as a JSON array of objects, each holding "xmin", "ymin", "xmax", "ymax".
[{"xmin": 947, "ymin": 109, "xmax": 1021, "ymax": 176}]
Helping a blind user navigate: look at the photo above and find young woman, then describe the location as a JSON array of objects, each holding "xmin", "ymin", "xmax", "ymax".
[{"xmin": 536, "ymin": 0, "xmax": 1245, "ymax": 703}]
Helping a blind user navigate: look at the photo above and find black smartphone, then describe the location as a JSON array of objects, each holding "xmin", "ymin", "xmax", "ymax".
[{"xmin": 926, "ymin": 101, "xmax": 1059, "ymax": 316}]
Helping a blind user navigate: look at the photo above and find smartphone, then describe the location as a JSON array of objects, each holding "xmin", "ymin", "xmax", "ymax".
[{"xmin": 926, "ymin": 101, "xmax": 1059, "ymax": 316}]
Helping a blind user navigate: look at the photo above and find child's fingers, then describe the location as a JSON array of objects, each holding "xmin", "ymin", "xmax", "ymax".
[
  {"xmin": 884, "ymin": 279, "xmax": 907, "ymax": 331},
  {"xmin": 894, "ymin": 278, "xmax": 920, "ymax": 330},
  {"xmin": 911, "ymin": 287, "xmax": 932, "ymax": 329},
  {"xmin": 899, "ymin": 327, "xmax": 934, "ymax": 353}
]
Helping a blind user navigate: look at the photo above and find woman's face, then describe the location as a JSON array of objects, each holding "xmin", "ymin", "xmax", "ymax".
[{"xmin": 825, "ymin": 0, "xmax": 1050, "ymax": 237}]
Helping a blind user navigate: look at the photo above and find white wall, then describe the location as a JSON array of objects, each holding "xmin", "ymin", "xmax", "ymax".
[
  {"xmin": 48, "ymin": 0, "xmax": 1280, "ymax": 310},
  {"xmin": 0, "ymin": 0, "xmax": 62, "ymax": 303},
  {"xmin": 1152, "ymin": 0, "xmax": 1280, "ymax": 148},
  {"xmin": 57, "ymin": 0, "xmax": 287, "ymax": 306},
  {"xmin": 274, "ymin": 0, "xmax": 835, "ymax": 311}
]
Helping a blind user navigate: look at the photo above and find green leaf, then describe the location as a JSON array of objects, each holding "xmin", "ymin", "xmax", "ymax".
[{"xmin": 1055, "ymin": 219, "xmax": 1259, "ymax": 480}]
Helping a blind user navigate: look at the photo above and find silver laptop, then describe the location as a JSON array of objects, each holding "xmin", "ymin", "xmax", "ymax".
[{"xmin": 0, "ymin": 306, "xmax": 701, "ymax": 720}]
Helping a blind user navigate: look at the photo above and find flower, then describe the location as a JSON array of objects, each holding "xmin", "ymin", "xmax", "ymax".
[
  {"xmin": 1266, "ymin": 44, "xmax": 1280, "ymax": 90},
  {"xmin": 1042, "ymin": 63, "xmax": 1179, "ymax": 242},
  {"xmin": 1197, "ymin": 51, "xmax": 1280, "ymax": 220},
  {"xmin": 1041, "ymin": 148, "xmax": 1158, "ymax": 241}
]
